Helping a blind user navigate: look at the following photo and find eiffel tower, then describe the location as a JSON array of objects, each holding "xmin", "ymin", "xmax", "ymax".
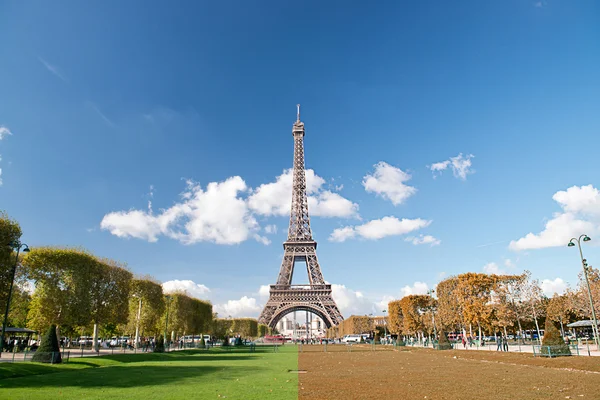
[{"xmin": 258, "ymin": 105, "xmax": 344, "ymax": 329}]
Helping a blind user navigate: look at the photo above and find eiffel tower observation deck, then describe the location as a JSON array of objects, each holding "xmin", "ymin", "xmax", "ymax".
[{"xmin": 258, "ymin": 106, "xmax": 344, "ymax": 329}]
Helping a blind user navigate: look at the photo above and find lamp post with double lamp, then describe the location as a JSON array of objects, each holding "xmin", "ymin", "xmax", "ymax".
[
  {"xmin": 568, "ymin": 235, "xmax": 600, "ymax": 349},
  {"xmin": 164, "ymin": 295, "xmax": 172, "ymax": 351},
  {"xmin": 1, "ymin": 241, "xmax": 30, "ymax": 357},
  {"xmin": 427, "ymin": 289, "xmax": 438, "ymax": 343}
]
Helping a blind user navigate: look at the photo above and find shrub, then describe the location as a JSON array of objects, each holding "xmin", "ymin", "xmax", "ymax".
[
  {"xmin": 32, "ymin": 324, "xmax": 62, "ymax": 363},
  {"xmin": 435, "ymin": 331, "xmax": 452, "ymax": 350},
  {"xmin": 154, "ymin": 335, "xmax": 165, "ymax": 353},
  {"xmin": 541, "ymin": 319, "xmax": 570, "ymax": 357}
]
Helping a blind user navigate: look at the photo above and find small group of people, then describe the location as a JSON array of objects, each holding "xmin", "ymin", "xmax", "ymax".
[{"xmin": 496, "ymin": 335, "xmax": 509, "ymax": 351}]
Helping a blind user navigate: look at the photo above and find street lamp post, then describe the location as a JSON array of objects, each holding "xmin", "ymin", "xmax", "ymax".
[
  {"xmin": 568, "ymin": 235, "xmax": 599, "ymax": 349},
  {"xmin": 382, "ymin": 310, "xmax": 387, "ymax": 341},
  {"xmin": 1, "ymin": 241, "xmax": 30, "ymax": 357},
  {"xmin": 164, "ymin": 295, "xmax": 171, "ymax": 350}
]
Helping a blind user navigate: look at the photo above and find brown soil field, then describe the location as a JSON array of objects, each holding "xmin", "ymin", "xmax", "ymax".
[{"xmin": 298, "ymin": 345, "xmax": 600, "ymax": 400}]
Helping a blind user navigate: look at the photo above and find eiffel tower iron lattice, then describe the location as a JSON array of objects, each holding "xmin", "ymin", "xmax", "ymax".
[{"xmin": 258, "ymin": 106, "xmax": 344, "ymax": 329}]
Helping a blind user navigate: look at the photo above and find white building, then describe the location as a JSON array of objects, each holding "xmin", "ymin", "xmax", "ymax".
[{"xmin": 275, "ymin": 312, "xmax": 326, "ymax": 339}]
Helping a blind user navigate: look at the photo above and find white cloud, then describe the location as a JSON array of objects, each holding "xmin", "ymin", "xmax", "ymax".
[
  {"xmin": 429, "ymin": 153, "xmax": 475, "ymax": 180},
  {"xmin": 400, "ymin": 281, "xmax": 429, "ymax": 297},
  {"xmin": 504, "ymin": 259, "xmax": 515, "ymax": 268},
  {"xmin": 248, "ymin": 169, "xmax": 358, "ymax": 218},
  {"xmin": 0, "ymin": 126, "xmax": 11, "ymax": 186},
  {"xmin": 329, "ymin": 216, "xmax": 431, "ymax": 242},
  {"xmin": 0, "ymin": 126, "xmax": 12, "ymax": 140},
  {"xmin": 540, "ymin": 278, "xmax": 567, "ymax": 297},
  {"xmin": 482, "ymin": 262, "xmax": 505, "ymax": 275},
  {"xmin": 101, "ymin": 177, "xmax": 263, "ymax": 245},
  {"xmin": 329, "ymin": 226, "xmax": 357, "ymax": 242},
  {"xmin": 331, "ymin": 284, "xmax": 379, "ymax": 316},
  {"xmin": 162, "ymin": 279, "xmax": 211, "ymax": 299},
  {"xmin": 510, "ymin": 185, "xmax": 600, "ymax": 251},
  {"xmin": 405, "ymin": 234, "xmax": 441, "ymax": 246},
  {"xmin": 264, "ymin": 225, "xmax": 277, "ymax": 234},
  {"xmin": 258, "ymin": 285, "xmax": 271, "ymax": 298},
  {"xmin": 376, "ymin": 295, "xmax": 396, "ymax": 313},
  {"xmin": 253, "ymin": 234, "xmax": 271, "ymax": 245},
  {"xmin": 38, "ymin": 57, "xmax": 68, "ymax": 82},
  {"xmin": 429, "ymin": 161, "xmax": 450, "ymax": 174},
  {"xmin": 362, "ymin": 162, "xmax": 416, "ymax": 205},
  {"xmin": 214, "ymin": 296, "xmax": 262, "ymax": 318}
]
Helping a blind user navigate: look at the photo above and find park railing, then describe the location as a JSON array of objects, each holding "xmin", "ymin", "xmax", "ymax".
[{"xmin": 532, "ymin": 344, "xmax": 579, "ymax": 358}]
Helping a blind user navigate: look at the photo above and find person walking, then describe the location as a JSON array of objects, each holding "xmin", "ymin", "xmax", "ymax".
[
  {"xmin": 496, "ymin": 335, "xmax": 502, "ymax": 351},
  {"xmin": 502, "ymin": 335, "xmax": 508, "ymax": 352}
]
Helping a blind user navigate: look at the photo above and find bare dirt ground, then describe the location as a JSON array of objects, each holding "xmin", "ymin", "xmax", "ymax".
[{"xmin": 298, "ymin": 345, "xmax": 600, "ymax": 400}]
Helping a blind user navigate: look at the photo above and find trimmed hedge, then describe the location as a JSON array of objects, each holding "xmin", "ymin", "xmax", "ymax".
[
  {"xmin": 32, "ymin": 324, "xmax": 62, "ymax": 363},
  {"xmin": 541, "ymin": 319, "xmax": 570, "ymax": 357},
  {"xmin": 435, "ymin": 331, "xmax": 453, "ymax": 350}
]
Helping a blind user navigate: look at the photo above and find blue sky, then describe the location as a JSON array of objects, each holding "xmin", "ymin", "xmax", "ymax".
[{"xmin": 1, "ymin": 0, "xmax": 600, "ymax": 317}]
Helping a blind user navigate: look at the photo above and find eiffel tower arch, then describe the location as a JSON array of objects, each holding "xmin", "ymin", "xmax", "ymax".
[{"xmin": 258, "ymin": 106, "xmax": 344, "ymax": 330}]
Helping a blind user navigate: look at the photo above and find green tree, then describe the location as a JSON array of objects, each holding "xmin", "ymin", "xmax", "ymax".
[
  {"xmin": 231, "ymin": 318, "xmax": 258, "ymax": 337},
  {"xmin": 89, "ymin": 258, "xmax": 132, "ymax": 351},
  {"xmin": 0, "ymin": 211, "xmax": 24, "ymax": 326},
  {"xmin": 32, "ymin": 324, "xmax": 62, "ymax": 363},
  {"xmin": 154, "ymin": 334, "xmax": 165, "ymax": 353},
  {"xmin": 126, "ymin": 278, "xmax": 166, "ymax": 338},
  {"xmin": 24, "ymin": 248, "xmax": 97, "ymax": 335}
]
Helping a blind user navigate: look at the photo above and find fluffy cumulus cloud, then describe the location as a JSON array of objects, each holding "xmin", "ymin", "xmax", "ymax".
[
  {"xmin": 428, "ymin": 153, "xmax": 475, "ymax": 180},
  {"xmin": 405, "ymin": 234, "xmax": 441, "ymax": 246},
  {"xmin": 329, "ymin": 216, "xmax": 431, "ymax": 242},
  {"xmin": 362, "ymin": 162, "xmax": 416, "ymax": 205},
  {"xmin": 482, "ymin": 262, "xmax": 505, "ymax": 275},
  {"xmin": 101, "ymin": 177, "xmax": 267, "ymax": 245},
  {"xmin": 540, "ymin": 278, "xmax": 568, "ymax": 297},
  {"xmin": 162, "ymin": 279, "xmax": 211, "ymax": 299},
  {"xmin": 214, "ymin": 296, "xmax": 262, "ymax": 318},
  {"xmin": 258, "ymin": 285, "xmax": 271, "ymax": 298},
  {"xmin": 400, "ymin": 281, "xmax": 429, "ymax": 297},
  {"xmin": 248, "ymin": 169, "xmax": 358, "ymax": 218},
  {"xmin": 510, "ymin": 185, "xmax": 600, "ymax": 251},
  {"xmin": 331, "ymin": 284, "xmax": 382, "ymax": 316}
]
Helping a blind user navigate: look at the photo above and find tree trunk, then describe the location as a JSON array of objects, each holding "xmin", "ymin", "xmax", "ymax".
[
  {"xmin": 531, "ymin": 302, "xmax": 542, "ymax": 345},
  {"xmin": 559, "ymin": 317, "xmax": 565, "ymax": 338},
  {"xmin": 517, "ymin": 319, "xmax": 524, "ymax": 344},
  {"xmin": 93, "ymin": 323, "xmax": 99, "ymax": 352},
  {"xmin": 478, "ymin": 324, "xmax": 482, "ymax": 347}
]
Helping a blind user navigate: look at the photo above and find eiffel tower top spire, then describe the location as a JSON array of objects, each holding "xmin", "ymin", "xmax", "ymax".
[{"xmin": 288, "ymin": 105, "xmax": 312, "ymax": 242}]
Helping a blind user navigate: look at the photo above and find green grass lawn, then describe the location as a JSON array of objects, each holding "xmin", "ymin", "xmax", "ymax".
[{"xmin": 0, "ymin": 346, "xmax": 298, "ymax": 400}]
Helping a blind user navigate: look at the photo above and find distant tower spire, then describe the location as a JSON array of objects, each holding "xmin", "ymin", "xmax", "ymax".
[{"xmin": 297, "ymin": 104, "xmax": 300, "ymax": 122}]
